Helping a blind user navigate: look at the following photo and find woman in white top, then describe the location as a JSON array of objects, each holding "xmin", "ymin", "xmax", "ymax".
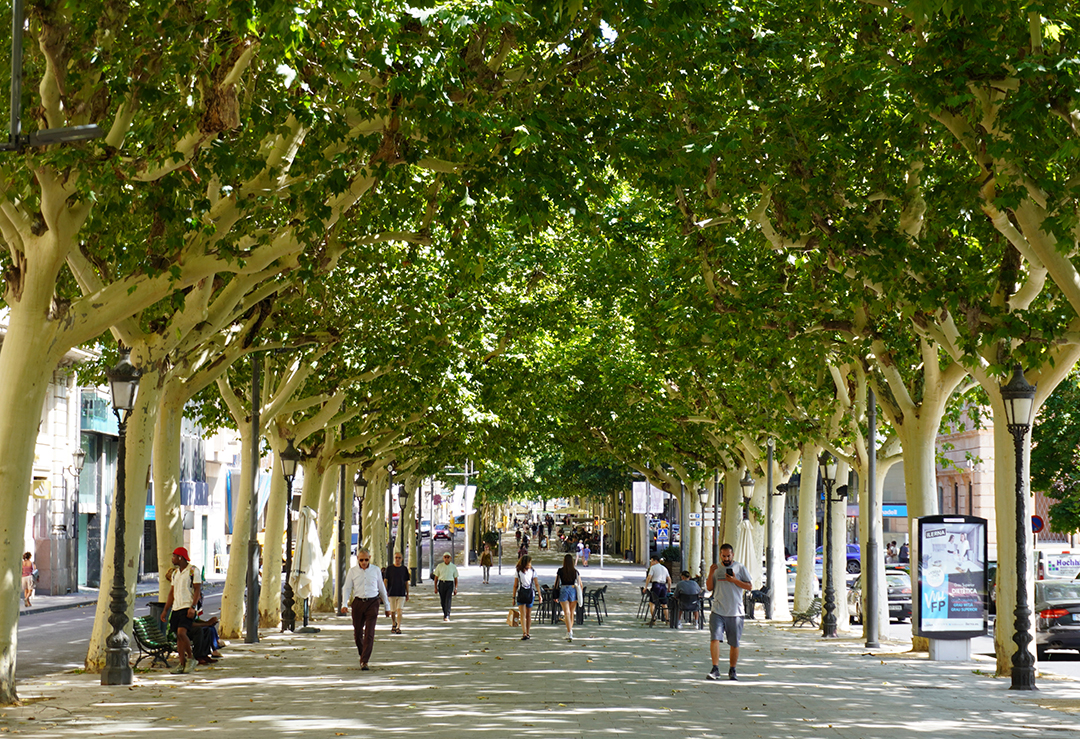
[{"xmin": 513, "ymin": 554, "xmax": 539, "ymax": 640}]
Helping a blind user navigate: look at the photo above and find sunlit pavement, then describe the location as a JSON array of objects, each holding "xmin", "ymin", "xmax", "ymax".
[{"xmin": 6, "ymin": 546, "xmax": 1080, "ymax": 738}]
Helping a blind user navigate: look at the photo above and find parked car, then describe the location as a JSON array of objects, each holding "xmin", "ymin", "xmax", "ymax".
[
  {"xmin": 847, "ymin": 568, "xmax": 912, "ymax": 624},
  {"xmin": 1035, "ymin": 579, "xmax": 1080, "ymax": 658},
  {"xmin": 420, "ymin": 519, "xmax": 431, "ymax": 538},
  {"xmin": 788, "ymin": 543, "xmax": 862, "ymax": 574},
  {"xmin": 434, "ymin": 523, "xmax": 454, "ymax": 540}
]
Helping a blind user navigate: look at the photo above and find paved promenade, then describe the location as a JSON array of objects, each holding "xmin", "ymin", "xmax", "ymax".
[{"xmin": 6, "ymin": 552, "xmax": 1080, "ymax": 738}]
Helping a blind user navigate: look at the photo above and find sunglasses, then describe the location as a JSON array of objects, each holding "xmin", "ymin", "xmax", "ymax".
[{"xmin": 357, "ymin": 558, "xmax": 370, "ymax": 562}]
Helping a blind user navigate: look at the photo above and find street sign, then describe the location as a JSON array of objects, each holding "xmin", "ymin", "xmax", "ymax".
[
  {"xmin": 689, "ymin": 519, "xmax": 702, "ymax": 527},
  {"xmin": 790, "ymin": 522, "xmax": 798, "ymax": 532},
  {"xmin": 688, "ymin": 513, "xmax": 702, "ymax": 520},
  {"xmin": 701, "ymin": 507, "xmax": 720, "ymax": 515},
  {"xmin": 657, "ymin": 528, "xmax": 670, "ymax": 542},
  {"xmin": 1032, "ymin": 515, "xmax": 1045, "ymax": 534}
]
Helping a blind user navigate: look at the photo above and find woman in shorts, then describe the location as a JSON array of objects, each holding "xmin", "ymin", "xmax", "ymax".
[
  {"xmin": 513, "ymin": 554, "xmax": 538, "ymax": 640},
  {"xmin": 554, "ymin": 553, "xmax": 582, "ymax": 642}
]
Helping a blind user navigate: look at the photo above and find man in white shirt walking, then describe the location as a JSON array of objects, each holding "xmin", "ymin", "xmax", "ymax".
[
  {"xmin": 340, "ymin": 548, "xmax": 391, "ymax": 670},
  {"xmin": 706, "ymin": 543, "xmax": 753, "ymax": 681},
  {"xmin": 162, "ymin": 546, "xmax": 202, "ymax": 675}
]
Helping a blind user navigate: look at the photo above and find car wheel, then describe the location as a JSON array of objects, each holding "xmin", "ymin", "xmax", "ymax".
[{"xmin": 847, "ymin": 560, "xmax": 861, "ymax": 574}]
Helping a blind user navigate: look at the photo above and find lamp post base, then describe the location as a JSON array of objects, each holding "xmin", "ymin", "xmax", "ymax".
[{"xmin": 101, "ymin": 644, "xmax": 133, "ymax": 685}]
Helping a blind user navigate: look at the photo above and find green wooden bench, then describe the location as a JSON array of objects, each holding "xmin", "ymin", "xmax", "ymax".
[
  {"xmin": 133, "ymin": 615, "xmax": 176, "ymax": 668},
  {"xmin": 791, "ymin": 597, "xmax": 822, "ymax": 628}
]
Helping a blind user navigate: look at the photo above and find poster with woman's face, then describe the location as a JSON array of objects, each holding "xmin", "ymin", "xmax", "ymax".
[{"xmin": 918, "ymin": 516, "xmax": 988, "ymax": 639}]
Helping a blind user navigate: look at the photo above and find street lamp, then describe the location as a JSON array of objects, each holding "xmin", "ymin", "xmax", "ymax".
[
  {"xmin": 399, "ymin": 486, "xmax": 410, "ymax": 557},
  {"xmin": 697, "ymin": 487, "xmax": 709, "ymax": 580},
  {"xmin": 819, "ymin": 451, "xmax": 841, "ymax": 638},
  {"xmin": 354, "ymin": 471, "xmax": 368, "ymax": 552},
  {"xmin": 1000, "ymin": 364, "xmax": 1038, "ymax": 691},
  {"xmin": 279, "ymin": 439, "xmax": 301, "ymax": 633},
  {"xmin": 101, "ymin": 350, "xmax": 140, "ymax": 686},
  {"xmin": 740, "ymin": 469, "xmax": 754, "ymax": 519}
]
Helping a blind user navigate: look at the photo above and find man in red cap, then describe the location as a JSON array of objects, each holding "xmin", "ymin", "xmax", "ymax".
[{"xmin": 162, "ymin": 546, "xmax": 202, "ymax": 674}]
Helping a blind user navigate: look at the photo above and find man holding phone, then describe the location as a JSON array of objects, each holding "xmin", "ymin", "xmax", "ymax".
[{"xmin": 705, "ymin": 543, "xmax": 752, "ymax": 680}]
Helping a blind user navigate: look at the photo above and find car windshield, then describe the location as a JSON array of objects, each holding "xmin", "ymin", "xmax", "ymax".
[
  {"xmin": 886, "ymin": 573, "xmax": 910, "ymax": 588},
  {"xmin": 1039, "ymin": 583, "xmax": 1080, "ymax": 601}
]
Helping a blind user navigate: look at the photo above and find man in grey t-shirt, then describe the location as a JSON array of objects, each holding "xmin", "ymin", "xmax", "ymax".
[{"xmin": 705, "ymin": 543, "xmax": 752, "ymax": 680}]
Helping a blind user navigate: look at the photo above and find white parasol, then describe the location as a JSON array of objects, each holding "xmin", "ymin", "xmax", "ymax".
[
  {"xmin": 734, "ymin": 515, "xmax": 760, "ymax": 590},
  {"xmin": 290, "ymin": 506, "xmax": 327, "ymax": 601}
]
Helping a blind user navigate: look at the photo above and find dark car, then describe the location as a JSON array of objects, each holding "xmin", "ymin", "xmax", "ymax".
[
  {"xmin": 1035, "ymin": 580, "xmax": 1080, "ymax": 657},
  {"xmin": 847, "ymin": 568, "xmax": 912, "ymax": 623},
  {"xmin": 433, "ymin": 523, "xmax": 454, "ymax": 541}
]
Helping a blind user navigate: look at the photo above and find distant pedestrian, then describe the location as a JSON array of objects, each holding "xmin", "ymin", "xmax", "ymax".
[
  {"xmin": 643, "ymin": 554, "xmax": 671, "ymax": 624},
  {"xmin": 513, "ymin": 554, "xmax": 538, "ymax": 640},
  {"xmin": 20, "ymin": 552, "xmax": 34, "ymax": 607},
  {"xmin": 383, "ymin": 552, "xmax": 410, "ymax": 634},
  {"xmin": 705, "ymin": 543, "xmax": 752, "ymax": 681},
  {"xmin": 582, "ymin": 543, "xmax": 591, "ymax": 567},
  {"xmin": 576, "ymin": 540, "xmax": 584, "ymax": 565},
  {"xmin": 162, "ymin": 547, "xmax": 202, "ymax": 675},
  {"xmin": 480, "ymin": 543, "xmax": 494, "ymax": 584},
  {"xmin": 554, "ymin": 553, "xmax": 582, "ymax": 642},
  {"xmin": 340, "ymin": 548, "xmax": 391, "ymax": 670},
  {"xmin": 433, "ymin": 552, "xmax": 459, "ymax": 621},
  {"xmin": 899, "ymin": 542, "xmax": 910, "ymax": 563}
]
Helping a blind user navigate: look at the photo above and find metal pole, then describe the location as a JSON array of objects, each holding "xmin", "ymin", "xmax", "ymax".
[
  {"xmin": 281, "ymin": 475, "xmax": 296, "ymax": 632},
  {"xmin": 866, "ymin": 389, "xmax": 881, "ymax": 648},
  {"xmin": 1010, "ymin": 424, "xmax": 1037, "ymax": 690},
  {"xmin": 679, "ymin": 481, "xmax": 687, "ymax": 574},
  {"xmin": 713, "ymin": 473, "xmax": 721, "ymax": 566},
  {"xmin": 765, "ymin": 439, "xmax": 775, "ymax": 619},
  {"xmin": 101, "ymin": 411, "xmax": 133, "ymax": 685},
  {"xmin": 245, "ymin": 355, "xmax": 261, "ymax": 644},
  {"xmin": 412, "ymin": 484, "xmax": 420, "ymax": 587},
  {"xmin": 463, "ymin": 460, "xmax": 470, "ymax": 567},
  {"xmin": 429, "ymin": 478, "xmax": 435, "ymax": 580},
  {"xmin": 337, "ymin": 464, "xmax": 346, "ymax": 611},
  {"xmin": 386, "ymin": 468, "xmax": 394, "ymax": 567},
  {"xmin": 9, "ymin": 0, "xmax": 23, "ymax": 143}
]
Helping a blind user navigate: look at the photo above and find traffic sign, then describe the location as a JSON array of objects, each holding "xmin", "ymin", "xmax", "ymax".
[
  {"xmin": 1032, "ymin": 515, "xmax": 1045, "ymax": 534},
  {"xmin": 689, "ymin": 520, "xmax": 702, "ymax": 527},
  {"xmin": 688, "ymin": 513, "xmax": 702, "ymax": 520}
]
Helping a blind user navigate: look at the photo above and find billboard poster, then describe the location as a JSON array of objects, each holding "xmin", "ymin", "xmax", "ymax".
[{"xmin": 916, "ymin": 515, "xmax": 988, "ymax": 640}]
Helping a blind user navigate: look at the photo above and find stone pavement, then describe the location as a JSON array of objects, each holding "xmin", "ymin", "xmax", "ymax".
[{"xmin": 5, "ymin": 551, "xmax": 1080, "ymax": 738}]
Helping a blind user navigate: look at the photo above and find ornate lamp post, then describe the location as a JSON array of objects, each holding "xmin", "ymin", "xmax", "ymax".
[
  {"xmin": 354, "ymin": 471, "xmax": 368, "ymax": 552},
  {"xmin": 697, "ymin": 487, "xmax": 709, "ymax": 579},
  {"xmin": 101, "ymin": 350, "xmax": 140, "ymax": 686},
  {"xmin": 1000, "ymin": 365, "xmax": 1038, "ymax": 691},
  {"xmin": 279, "ymin": 439, "xmax": 301, "ymax": 632},
  {"xmin": 819, "ymin": 452, "xmax": 840, "ymax": 638},
  {"xmin": 740, "ymin": 469, "xmax": 754, "ymax": 520},
  {"xmin": 399, "ymin": 487, "xmax": 410, "ymax": 557}
]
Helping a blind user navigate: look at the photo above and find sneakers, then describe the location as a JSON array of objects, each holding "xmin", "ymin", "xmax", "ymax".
[
  {"xmin": 186, "ymin": 658, "xmax": 197, "ymax": 673},
  {"xmin": 706, "ymin": 666, "xmax": 721, "ymax": 680},
  {"xmin": 729, "ymin": 667, "xmax": 738, "ymax": 681},
  {"xmin": 568, "ymin": 629, "xmax": 573, "ymax": 642},
  {"xmin": 171, "ymin": 662, "xmax": 188, "ymax": 675}
]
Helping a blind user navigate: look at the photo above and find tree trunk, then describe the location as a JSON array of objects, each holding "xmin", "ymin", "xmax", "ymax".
[
  {"xmin": 257, "ymin": 441, "xmax": 288, "ymax": 628},
  {"xmin": 0, "ymin": 303, "xmax": 65, "ymax": 702},
  {"xmin": 152, "ymin": 386, "xmax": 186, "ymax": 583},
  {"xmin": 85, "ymin": 381, "xmax": 161, "ymax": 670},
  {"xmin": 219, "ymin": 423, "xmax": 257, "ymax": 639},
  {"xmin": 311, "ymin": 466, "xmax": 338, "ymax": 614},
  {"xmin": 794, "ymin": 442, "xmax": 822, "ymax": 613},
  {"xmin": 721, "ymin": 468, "xmax": 741, "ymax": 550}
]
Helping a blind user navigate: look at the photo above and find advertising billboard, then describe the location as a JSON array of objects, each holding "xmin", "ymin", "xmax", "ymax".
[{"xmin": 916, "ymin": 515, "xmax": 988, "ymax": 640}]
